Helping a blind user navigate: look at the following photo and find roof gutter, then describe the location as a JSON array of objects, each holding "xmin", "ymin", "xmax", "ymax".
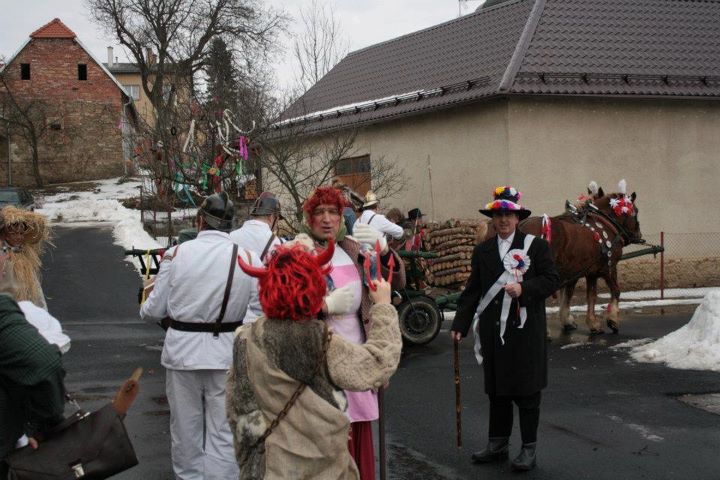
[{"xmin": 498, "ymin": 0, "xmax": 546, "ymax": 93}]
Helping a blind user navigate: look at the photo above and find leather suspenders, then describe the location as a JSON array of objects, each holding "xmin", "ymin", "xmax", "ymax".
[
  {"xmin": 260, "ymin": 234, "xmax": 276, "ymax": 262},
  {"xmin": 168, "ymin": 244, "xmax": 243, "ymax": 336}
]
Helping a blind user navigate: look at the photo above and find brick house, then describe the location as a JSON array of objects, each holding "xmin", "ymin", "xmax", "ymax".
[{"xmin": 0, "ymin": 18, "xmax": 137, "ymax": 186}]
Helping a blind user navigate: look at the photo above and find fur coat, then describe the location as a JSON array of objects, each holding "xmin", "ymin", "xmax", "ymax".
[{"xmin": 226, "ymin": 303, "xmax": 401, "ymax": 480}]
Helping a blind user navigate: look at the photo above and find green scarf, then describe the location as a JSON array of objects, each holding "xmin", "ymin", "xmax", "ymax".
[{"xmin": 301, "ymin": 219, "xmax": 347, "ymax": 245}]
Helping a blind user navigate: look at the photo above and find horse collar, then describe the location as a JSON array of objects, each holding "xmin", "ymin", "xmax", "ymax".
[{"xmin": 590, "ymin": 209, "xmax": 633, "ymax": 245}]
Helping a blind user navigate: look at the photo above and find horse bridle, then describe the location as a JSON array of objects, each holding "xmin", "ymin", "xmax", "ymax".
[{"xmin": 584, "ymin": 203, "xmax": 644, "ymax": 246}]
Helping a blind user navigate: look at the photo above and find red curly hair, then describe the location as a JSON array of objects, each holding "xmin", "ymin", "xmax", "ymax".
[
  {"xmin": 256, "ymin": 245, "xmax": 331, "ymax": 321},
  {"xmin": 303, "ymin": 186, "xmax": 346, "ymax": 222}
]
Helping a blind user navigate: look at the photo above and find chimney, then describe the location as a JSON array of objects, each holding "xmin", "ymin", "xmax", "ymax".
[
  {"xmin": 146, "ymin": 47, "xmax": 156, "ymax": 66},
  {"xmin": 107, "ymin": 47, "xmax": 114, "ymax": 67}
]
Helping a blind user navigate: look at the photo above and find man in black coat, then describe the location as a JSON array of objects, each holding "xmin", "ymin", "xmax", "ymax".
[{"xmin": 451, "ymin": 186, "xmax": 559, "ymax": 472}]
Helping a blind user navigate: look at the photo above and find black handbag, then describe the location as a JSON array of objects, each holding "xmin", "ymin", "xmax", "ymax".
[{"xmin": 5, "ymin": 403, "xmax": 138, "ymax": 479}]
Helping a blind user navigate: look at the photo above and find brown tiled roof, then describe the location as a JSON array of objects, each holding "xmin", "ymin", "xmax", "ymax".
[
  {"xmin": 279, "ymin": 0, "xmax": 720, "ymax": 133},
  {"xmin": 280, "ymin": 0, "xmax": 535, "ymax": 125},
  {"xmin": 30, "ymin": 18, "xmax": 77, "ymax": 39},
  {"xmin": 512, "ymin": 0, "xmax": 720, "ymax": 96}
]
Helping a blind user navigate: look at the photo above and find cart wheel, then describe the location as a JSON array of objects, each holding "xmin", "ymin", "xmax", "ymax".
[{"xmin": 397, "ymin": 296, "xmax": 442, "ymax": 345}]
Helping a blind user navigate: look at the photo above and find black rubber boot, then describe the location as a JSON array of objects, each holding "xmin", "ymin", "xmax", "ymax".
[
  {"xmin": 471, "ymin": 437, "xmax": 509, "ymax": 464},
  {"xmin": 511, "ymin": 442, "xmax": 537, "ymax": 471}
]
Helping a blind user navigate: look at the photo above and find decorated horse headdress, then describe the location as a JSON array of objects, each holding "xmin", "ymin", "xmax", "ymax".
[
  {"xmin": 577, "ymin": 180, "xmax": 636, "ymax": 218},
  {"xmin": 237, "ymin": 238, "xmax": 334, "ymax": 321},
  {"xmin": 609, "ymin": 179, "xmax": 635, "ymax": 217}
]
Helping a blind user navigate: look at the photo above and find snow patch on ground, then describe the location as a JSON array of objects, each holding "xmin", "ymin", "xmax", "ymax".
[
  {"xmin": 38, "ymin": 177, "xmax": 161, "ymax": 272},
  {"xmin": 546, "ymin": 297, "xmax": 704, "ymax": 314},
  {"xmin": 610, "ymin": 338, "xmax": 654, "ymax": 350},
  {"xmin": 627, "ymin": 424, "xmax": 664, "ymax": 442},
  {"xmin": 560, "ymin": 342, "xmax": 588, "ymax": 350},
  {"xmin": 608, "ymin": 415, "xmax": 664, "ymax": 442},
  {"xmin": 599, "ymin": 288, "xmax": 712, "ymax": 300},
  {"xmin": 630, "ymin": 289, "xmax": 720, "ymax": 372}
]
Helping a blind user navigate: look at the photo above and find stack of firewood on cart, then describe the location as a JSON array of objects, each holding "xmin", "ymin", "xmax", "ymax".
[{"xmin": 423, "ymin": 219, "xmax": 488, "ymax": 289}]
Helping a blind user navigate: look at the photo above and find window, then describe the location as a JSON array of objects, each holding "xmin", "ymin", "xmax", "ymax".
[
  {"xmin": 78, "ymin": 64, "xmax": 87, "ymax": 80},
  {"xmin": 123, "ymin": 84, "xmax": 140, "ymax": 101},
  {"xmin": 46, "ymin": 117, "xmax": 63, "ymax": 131},
  {"xmin": 20, "ymin": 63, "xmax": 30, "ymax": 80},
  {"xmin": 335, "ymin": 155, "xmax": 371, "ymax": 195}
]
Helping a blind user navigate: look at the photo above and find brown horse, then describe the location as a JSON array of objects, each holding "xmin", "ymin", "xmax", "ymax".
[
  {"xmin": 483, "ymin": 181, "xmax": 643, "ymax": 334},
  {"xmin": 524, "ymin": 183, "xmax": 642, "ymax": 334}
]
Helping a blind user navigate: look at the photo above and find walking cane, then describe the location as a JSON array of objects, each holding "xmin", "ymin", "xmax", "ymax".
[
  {"xmin": 453, "ymin": 336, "xmax": 462, "ymax": 448},
  {"xmin": 378, "ymin": 386, "xmax": 387, "ymax": 480}
]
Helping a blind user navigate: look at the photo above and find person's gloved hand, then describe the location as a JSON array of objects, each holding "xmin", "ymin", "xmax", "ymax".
[
  {"xmin": 284, "ymin": 233, "xmax": 315, "ymax": 251},
  {"xmin": 324, "ymin": 285, "xmax": 355, "ymax": 315},
  {"xmin": 351, "ymin": 223, "xmax": 388, "ymax": 254}
]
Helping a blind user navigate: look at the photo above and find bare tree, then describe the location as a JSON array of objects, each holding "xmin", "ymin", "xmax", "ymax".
[
  {"xmin": 292, "ymin": 0, "xmax": 349, "ymax": 94},
  {"xmin": 88, "ymin": 0, "xmax": 284, "ymax": 232},
  {"xmin": 0, "ymin": 74, "xmax": 61, "ymax": 187},
  {"xmin": 256, "ymin": 127, "xmax": 407, "ymax": 230},
  {"xmin": 88, "ymin": 0, "xmax": 283, "ymax": 120}
]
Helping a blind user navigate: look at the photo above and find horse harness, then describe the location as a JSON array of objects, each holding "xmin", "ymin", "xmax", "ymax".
[{"xmin": 565, "ymin": 203, "xmax": 625, "ymax": 268}]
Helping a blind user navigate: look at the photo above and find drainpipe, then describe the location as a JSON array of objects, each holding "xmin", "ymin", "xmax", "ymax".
[
  {"xmin": 121, "ymin": 96, "xmax": 134, "ymax": 176},
  {"xmin": 5, "ymin": 120, "xmax": 10, "ymax": 186}
]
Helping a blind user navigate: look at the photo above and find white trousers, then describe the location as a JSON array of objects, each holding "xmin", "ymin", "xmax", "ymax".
[{"xmin": 166, "ymin": 369, "xmax": 239, "ymax": 480}]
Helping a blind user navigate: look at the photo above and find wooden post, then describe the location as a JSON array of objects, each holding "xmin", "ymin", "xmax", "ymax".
[
  {"xmin": 454, "ymin": 337, "xmax": 462, "ymax": 448},
  {"xmin": 378, "ymin": 386, "xmax": 387, "ymax": 480}
]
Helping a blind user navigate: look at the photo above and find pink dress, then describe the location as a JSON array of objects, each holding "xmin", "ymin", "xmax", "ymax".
[{"xmin": 326, "ymin": 247, "xmax": 379, "ymax": 422}]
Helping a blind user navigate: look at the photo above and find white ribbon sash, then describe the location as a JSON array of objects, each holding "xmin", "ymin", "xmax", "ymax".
[{"xmin": 472, "ymin": 234, "xmax": 535, "ymax": 365}]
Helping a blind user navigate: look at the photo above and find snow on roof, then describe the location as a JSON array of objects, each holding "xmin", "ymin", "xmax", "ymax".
[{"xmin": 272, "ymin": 87, "xmax": 443, "ymax": 128}]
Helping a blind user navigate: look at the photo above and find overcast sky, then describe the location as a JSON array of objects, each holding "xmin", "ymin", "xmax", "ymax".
[{"xmin": 0, "ymin": 0, "xmax": 486, "ymax": 89}]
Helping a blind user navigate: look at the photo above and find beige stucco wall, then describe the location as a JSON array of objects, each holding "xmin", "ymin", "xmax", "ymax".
[
  {"xmin": 505, "ymin": 97, "xmax": 720, "ymax": 236},
  {"xmin": 113, "ymin": 72, "xmax": 155, "ymax": 126},
  {"xmin": 349, "ymin": 96, "xmax": 719, "ymax": 238},
  {"xmin": 353, "ymin": 98, "xmax": 510, "ymax": 221}
]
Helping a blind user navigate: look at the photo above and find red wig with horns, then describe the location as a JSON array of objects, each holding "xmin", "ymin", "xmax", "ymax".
[{"xmin": 237, "ymin": 241, "xmax": 334, "ymax": 321}]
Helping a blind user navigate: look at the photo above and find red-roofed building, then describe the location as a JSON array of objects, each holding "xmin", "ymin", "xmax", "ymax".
[
  {"xmin": 30, "ymin": 18, "xmax": 77, "ymax": 39},
  {"xmin": 0, "ymin": 18, "xmax": 137, "ymax": 186}
]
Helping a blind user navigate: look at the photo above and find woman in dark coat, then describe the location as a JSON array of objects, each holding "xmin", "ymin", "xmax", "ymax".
[
  {"xmin": 0, "ymin": 244, "xmax": 65, "ymax": 477},
  {"xmin": 451, "ymin": 186, "xmax": 559, "ymax": 472}
]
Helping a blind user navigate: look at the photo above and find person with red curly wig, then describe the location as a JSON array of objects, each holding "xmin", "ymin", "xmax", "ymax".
[
  {"xmin": 295, "ymin": 186, "xmax": 405, "ymax": 480},
  {"xmin": 227, "ymin": 238, "xmax": 402, "ymax": 479}
]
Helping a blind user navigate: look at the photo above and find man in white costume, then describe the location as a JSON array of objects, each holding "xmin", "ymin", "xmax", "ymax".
[
  {"xmin": 354, "ymin": 190, "xmax": 404, "ymax": 241},
  {"xmin": 140, "ymin": 191, "xmax": 262, "ymax": 480},
  {"xmin": 229, "ymin": 191, "xmax": 283, "ymax": 261}
]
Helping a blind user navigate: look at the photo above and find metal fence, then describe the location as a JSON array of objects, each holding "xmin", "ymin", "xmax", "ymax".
[{"xmin": 618, "ymin": 232, "xmax": 720, "ymax": 298}]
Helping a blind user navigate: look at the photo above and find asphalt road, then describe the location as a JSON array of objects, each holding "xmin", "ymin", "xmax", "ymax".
[
  {"xmin": 43, "ymin": 225, "xmax": 172, "ymax": 480},
  {"xmin": 43, "ymin": 226, "xmax": 720, "ymax": 479}
]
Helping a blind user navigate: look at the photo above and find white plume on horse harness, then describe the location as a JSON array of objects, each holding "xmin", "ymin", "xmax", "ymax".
[
  {"xmin": 472, "ymin": 234, "xmax": 535, "ymax": 365},
  {"xmin": 588, "ymin": 181, "xmax": 599, "ymax": 196},
  {"xmin": 617, "ymin": 178, "xmax": 627, "ymax": 195}
]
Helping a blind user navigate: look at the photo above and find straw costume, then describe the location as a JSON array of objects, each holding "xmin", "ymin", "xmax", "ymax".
[{"xmin": 0, "ymin": 206, "xmax": 51, "ymax": 310}]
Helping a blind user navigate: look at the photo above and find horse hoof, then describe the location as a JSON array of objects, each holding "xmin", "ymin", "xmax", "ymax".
[
  {"xmin": 562, "ymin": 323, "xmax": 578, "ymax": 333},
  {"xmin": 589, "ymin": 329, "xmax": 604, "ymax": 336},
  {"xmin": 606, "ymin": 320, "xmax": 619, "ymax": 334}
]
